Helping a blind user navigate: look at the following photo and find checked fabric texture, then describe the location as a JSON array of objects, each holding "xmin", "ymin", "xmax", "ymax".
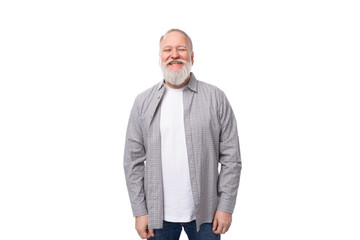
[{"xmin": 124, "ymin": 73, "xmax": 241, "ymax": 232}]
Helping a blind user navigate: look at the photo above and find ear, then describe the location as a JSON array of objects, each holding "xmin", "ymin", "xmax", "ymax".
[{"xmin": 191, "ymin": 51, "xmax": 194, "ymax": 65}]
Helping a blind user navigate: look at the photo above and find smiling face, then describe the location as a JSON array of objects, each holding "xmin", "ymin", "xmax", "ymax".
[
  {"xmin": 160, "ymin": 31, "xmax": 194, "ymax": 72},
  {"xmin": 159, "ymin": 31, "xmax": 194, "ymax": 86}
]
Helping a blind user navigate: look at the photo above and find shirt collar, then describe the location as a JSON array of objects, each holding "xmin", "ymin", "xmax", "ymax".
[
  {"xmin": 158, "ymin": 72, "xmax": 198, "ymax": 93},
  {"xmin": 186, "ymin": 72, "xmax": 198, "ymax": 92}
]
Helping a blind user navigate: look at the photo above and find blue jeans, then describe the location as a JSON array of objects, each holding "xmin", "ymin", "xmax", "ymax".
[{"xmin": 148, "ymin": 220, "xmax": 220, "ymax": 240}]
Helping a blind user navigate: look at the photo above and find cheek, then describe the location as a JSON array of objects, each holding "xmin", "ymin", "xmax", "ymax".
[
  {"xmin": 161, "ymin": 54, "xmax": 170, "ymax": 62},
  {"xmin": 181, "ymin": 53, "xmax": 190, "ymax": 61}
]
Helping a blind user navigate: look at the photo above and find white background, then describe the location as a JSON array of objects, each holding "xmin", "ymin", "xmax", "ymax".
[{"xmin": 1, "ymin": 0, "xmax": 359, "ymax": 239}]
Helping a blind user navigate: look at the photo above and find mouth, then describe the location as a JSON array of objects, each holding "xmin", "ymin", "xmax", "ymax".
[{"xmin": 168, "ymin": 61, "xmax": 184, "ymax": 66}]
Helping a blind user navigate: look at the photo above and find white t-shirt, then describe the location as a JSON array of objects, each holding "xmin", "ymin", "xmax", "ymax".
[{"xmin": 160, "ymin": 84, "xmax": 196, "ymax": 222}]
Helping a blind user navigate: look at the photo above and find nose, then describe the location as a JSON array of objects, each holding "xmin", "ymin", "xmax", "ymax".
[{"xmin": 170, "ymin": 49, "xmax": 180, "ymax": 59}]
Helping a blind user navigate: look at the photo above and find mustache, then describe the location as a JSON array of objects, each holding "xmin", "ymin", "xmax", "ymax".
[{"xmin": 163, "ymin": 58, "xmax": 188, "ymax": 65}]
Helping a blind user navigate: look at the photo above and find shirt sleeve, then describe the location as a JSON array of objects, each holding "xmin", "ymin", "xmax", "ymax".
[
  {"xmin": 123, "ymin": 96, "xmax": 148, "ymax": 217},
  {"xmin": 216, "ymin": 89, "xmax": 242, "ymax": 214}
]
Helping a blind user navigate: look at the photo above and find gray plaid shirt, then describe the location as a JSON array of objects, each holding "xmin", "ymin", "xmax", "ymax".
[{"xmin": 124, "ymin": 73, "xmax": 241, "ymax": 232}]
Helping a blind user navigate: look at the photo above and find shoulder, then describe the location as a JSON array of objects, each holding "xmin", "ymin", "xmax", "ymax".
[
  {"xmin": 195, "ymin": 78, "xmax": 234, "ymax": 121},
  {"xmin": 198, "ymin": 80, "xmax": 224, "ymax": 93},
  {"xmin": 133, "ymin": 81, "xmax": 162, "ymax": 108},
  {"xmin": 196, "ymin": 78, "xmax": 228, "ymax": 103}
]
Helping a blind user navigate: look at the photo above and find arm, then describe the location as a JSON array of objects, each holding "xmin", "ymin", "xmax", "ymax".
[
  {"xmin": 124, "ymin": 97, "xmax": 155, "ymax": 238},
  {"xmin": 213, "ymin": 90, "xmax": 242, "ymax": 234},
  {"xmin": 123, "ymin": 96, "xmax": 148, "ymax": 217}
]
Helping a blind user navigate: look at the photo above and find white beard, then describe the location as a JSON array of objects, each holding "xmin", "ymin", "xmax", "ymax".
[{"xmin": 161, "ymin": 60, "xmax": 192, "ymax": 86}]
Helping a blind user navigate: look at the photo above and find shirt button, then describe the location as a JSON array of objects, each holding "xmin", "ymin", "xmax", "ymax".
[
  {"xmin": 157, "ymin": 96, "xmax": 160, "ymax": 99},
  {"xmin": 150, "ymin": 114, "xmax": 153, "ymax": 119}
]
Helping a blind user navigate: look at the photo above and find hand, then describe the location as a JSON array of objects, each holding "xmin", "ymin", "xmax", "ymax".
[
  {"xmin": 212, "ymin": 210, "xmax": 232, "ymax": 234},
  {"xmin": 135, "ymin": 214, "xmax": 154, "ymax": 239}
]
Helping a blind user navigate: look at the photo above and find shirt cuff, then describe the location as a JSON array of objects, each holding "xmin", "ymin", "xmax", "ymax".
[
  {"xmin": 217, "ymin": 197, "xmax": 236, "ymax": 214},
  {"xmin": 131, "ymin": 201, "xmax": 148, "ymax": 217}
]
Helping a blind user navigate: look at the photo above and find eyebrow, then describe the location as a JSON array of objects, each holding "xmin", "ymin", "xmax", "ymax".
[{"xmin": 162, "ymin": 45, "xmax": 188, "ymax": 49}]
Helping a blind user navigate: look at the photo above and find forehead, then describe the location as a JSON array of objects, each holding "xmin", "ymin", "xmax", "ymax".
[{"xmin": 160, "ymin": 31, "xmax": 189, "ymax": 48}]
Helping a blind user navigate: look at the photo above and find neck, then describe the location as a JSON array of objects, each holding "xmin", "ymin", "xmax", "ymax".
[{"xmin": 165, "ymin": 74, "xmax": 191, "ymax": 89}]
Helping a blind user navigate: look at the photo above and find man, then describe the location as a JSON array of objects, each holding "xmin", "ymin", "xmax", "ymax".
[{"xmin": 124, "ymin": 29, "xmax": 241, "ymax": 240}]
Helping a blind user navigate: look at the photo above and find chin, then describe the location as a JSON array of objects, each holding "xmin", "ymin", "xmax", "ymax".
[
  {"xmin": 161, "ymin": 61, "xmax": 192, "ymax": 86},
  {"xmin": 168, "ymin": 67, "xmax": 184, "ymax": 72}
]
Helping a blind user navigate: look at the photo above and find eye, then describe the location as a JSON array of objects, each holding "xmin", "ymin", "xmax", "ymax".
[
  {"xmin": 163, "ymin": 48, "xmax": 171, "ymax": 52},
  {"xmin": 178, "ymin": 48, "xmax": 187, "ymax": 51}
]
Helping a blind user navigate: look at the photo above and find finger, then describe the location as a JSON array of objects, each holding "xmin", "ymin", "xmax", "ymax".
[
  {"xmin": 223, "ymin": 222, "xmax": 231, "ymax": 233},
  {"xmin": 149, "ymin": 229, "xmax": 155, "ymax": 237},
  {"xmin": 212, "ymin": 218, "xmax": 218, "ymax": 232},
  {"xmin": 139, "ymin": 230, "xmax": 147, "ymax": 239},
  {"xmin": 214, "ymin": 227, "xmax": 222, "ymax": 235},
  {"xmin": 141, "ymin": 229, "xmax": 149, "ymax": 239},
  {"xmin": 213, "ymin": 225, "xmax": 222, "ymax": 234},
  {"xmin": 216, "ymin": 223, "xmax": 225, "ymax": 234},
  {"xmin": 221, "ymin": 227, "xmax": 227, "ymax": 234}
]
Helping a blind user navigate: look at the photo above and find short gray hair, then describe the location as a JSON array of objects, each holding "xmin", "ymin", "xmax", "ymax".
[{"xmin": 159, "ymin": 29, "xmax": 193, "ymax": 53}]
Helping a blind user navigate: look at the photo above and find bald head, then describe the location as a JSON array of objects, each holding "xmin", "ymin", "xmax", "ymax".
[{"xmin": 159, "ymin": 29, "xmax": 193, "ymax": 53}]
